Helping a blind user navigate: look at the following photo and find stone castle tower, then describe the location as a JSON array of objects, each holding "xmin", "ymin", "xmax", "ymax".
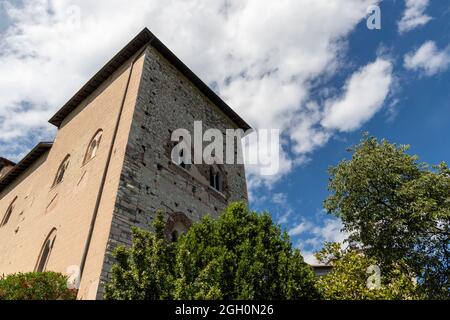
[{"xmin": 0, "ymin": 28, "xmax": 250, "ymax": 299}]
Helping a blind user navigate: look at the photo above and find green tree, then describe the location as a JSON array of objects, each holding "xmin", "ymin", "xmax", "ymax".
[
  {"xmin": 315, "ymin": 243, "xmax": 420, "ymax": 300},
  {"xmin": 174, "ymin": 202, "xmax": 318, "ymax": 300},
  {"xmin": 105, "ymin": 203, "xmax": 319, "ymax": 300},
  {"xmin": 104, "ymin": 210, "xmax": 176, "ymax": 300},
  {"xmin": 324, "ymin": 135, "xmax": 450, "ymax": 299},
  {"xmin": 0, "ymin": 272, "xmax": 76, "ymax": 300}
]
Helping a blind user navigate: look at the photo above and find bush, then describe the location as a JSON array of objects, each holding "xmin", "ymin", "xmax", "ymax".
[
  {"xmin": 0, "ymin": 272, "xmax": 77, "ymax": 300},
  {"xmin": 314, "ymin": 243, "xmax": 422, "ymax": 300},
  {"xmin": 105, "ymin": 203, "xmax": 319, "ymax": 300}
]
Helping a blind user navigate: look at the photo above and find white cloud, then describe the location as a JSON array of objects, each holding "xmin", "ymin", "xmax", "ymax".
[
  {"xmin": 288, "ymin": 220, "xmax": 312, "ymax": 237},
  {"xmin": 272, "ymin": 193, "xmax": 287, "ymax": 205},
  {"xmin": 270, "ymin": 193, "xmax": 294, "ymax": 225},
  {"xmin": 0, "ymin": 0, "xmax": 386, "ymax": 190},
  {"xmin": 302, "ymin": 251, "xmax": 320, "ymax": 265},
  {"xmin": 289, "ymin": 217, "xmax": 346, "ymax": 243},
  {"xmin": 321, "ymin": 59, "xmax": 393, "ymax": 132},
  {"xmin": 312, "ymin": 218, "xmax": 347, "ymax": 244},
  {"xmin": 292, "ymin": 217, "xmax": 348, "ymax": 265},
  {"xmin": 398, "ymin": 0, "xmax": 432, "ymax": 34},
  {"xmin": 244, "ymin": 135, "xmax": 295, "ymax": 189},
  {"xmin": 290, "ymin": 102, "xmax": 331, "ymax": 155},
  {"xmin": 404, "ymin": 41, "xmax": 450, "ymax": 76},
  {"xmin": 277, "ymin": 212, "xmax": 291, "ymax": 225}
]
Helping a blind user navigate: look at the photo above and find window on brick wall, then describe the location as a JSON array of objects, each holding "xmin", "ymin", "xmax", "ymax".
[
  {"xmin": 180, "ymin": 149, "xmax": 187, "ymax": 169},
  {"xmin": 210, "ymin": 167, "xmax": 222, "ymax": 192},
  {"xmin": 0, "ymin": 196, "xmax": 17, "ymax": 228},
  {"xmin": 83, "ymin": 130, "xmax": 103, "ymax": 165},
  {"xmin": 52, "ymin": 155, "xmax": 70, "ymax": 187},
  {"xmin": 170, "ymin": 138, "xmax": 191, "ymax": 170},
  {"xmin": 170, "ymin": 221, "xmax": 188, "ymax": 242},
  {"xmin": 171, "ymin": 230, "xmax": 180, "ymax": 242},
  {"xmin": 35, "ymin": 228, "xmax": 57, "ymax": 272},
  {"xmin": 165, "ymin": 213, "xmax": 192, "ymax": 243}
]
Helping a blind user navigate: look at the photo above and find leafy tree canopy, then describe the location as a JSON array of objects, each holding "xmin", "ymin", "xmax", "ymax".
[
  {"xmin": 315, "ymin": 242, "xmax": 421, "ymax": 300},
  {"xmin": 105, "ymin": 202, "xmax": 318, "ymax": 300},
  {"xmin": 324, "ymin": 134, "xmax": 450, "ymax": 299},
  {"xmin": 0, "ymin": 272, "xmax": 76, "ymax": 300}
]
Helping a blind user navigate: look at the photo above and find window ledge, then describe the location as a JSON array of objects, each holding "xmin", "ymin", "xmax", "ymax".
[
  {"xmin": 207, "ymin": 185, "xmax": 227, "ymax": 200},
  {"xmin": 172, "ymin": 163, "xmax": 228, "ymax": 201}
]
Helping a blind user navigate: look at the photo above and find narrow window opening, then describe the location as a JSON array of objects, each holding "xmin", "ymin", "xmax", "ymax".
[
  {"xmin": 35, "ymin": 229, "xmax": 57, "ymax": 272},
  {"xmin": 166, "ymin": 215, "xmax": 191, "ymax": 243},
  {"xmin": 210, "ymin": 168, "xmax": 222, "ymax": 192},
  {"xmin": 171, "ymin": 230, "xmax": 179, "ymax": 242},
  {"xmin": 1, "ymin": 197, "xmax": 17, "ymax": 227},
  {"xmin": 180, "ymin": 149, "xmax": 187, "ymax": 169},
  {"xmin": 84, "ymin": 130, "xmax": 103, "ymax": 165},
  {"xmin": 36, "ymin": 240, "xmax": 51, "ymax": 272},
  {"xmin": 52, "ymin": 156, "xmax": 70, "ymax": 187}
]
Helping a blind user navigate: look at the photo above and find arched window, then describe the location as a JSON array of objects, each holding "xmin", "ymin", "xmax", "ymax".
[
  {"xmin": 165, "ymin": 213, "xmax": 192, "ymax": 242},
  {"xmin": 210, "ymin": 167, "xmax": 222, "ymax": 192},
  {"xmin": 1, "ymin": 197, "xmax": 17, "ymax": 228},
  {"xmin": 83, "ymin": 130, "xmax": 103, "ymax": 164},
  {"xmin": 52, "ymin": 155, "xmax": 70, "ymax": 187},
  {"xmin": 171, "ymin": 230, "xmax": 179, "ymax": 242},
  {"xmin": 170, "ymin": 138, "xmax": 190, "ymax": 170},
  {"xmin": 35, "ymin": 228, "xmax": 57, "ymax": 272},
  {"xmin": 180, "ymin": 149, "xmax": 187, "ymax": 169}
]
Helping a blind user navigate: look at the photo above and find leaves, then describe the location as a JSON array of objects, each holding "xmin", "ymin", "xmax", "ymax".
[
  {"xmin": 315, "ymin": 243, "xmax": 421, "ymax": 300},
  {"xmin": 104, "ymin": 211, "xmax": 176, "ymax": 300},
  {"xmin": 105, "ymin": 203, "xmax": 319, "ymax": 300},
  {"xmin": 0, "ymin": 272, "xmax": 76, "ymax": 300},
  {"xmin": 324, "ymin": 134, "xmax": 450, "ymax": 299}
]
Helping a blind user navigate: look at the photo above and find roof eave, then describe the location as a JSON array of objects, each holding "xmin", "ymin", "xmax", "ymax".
[
  {"xmin": 0, "ymin": 157, "xmax": 16, "ymax": 167},
  {"xmin": 48, "ymin": 29, "xmax": 153, "ymax": 127},
  {"xmin": 48, "ymin": 28, "xmax": 251, "ymax": 131},
  {"xmin": 0, "ymin": 142, "xmax": 53, "ymax": 193}
]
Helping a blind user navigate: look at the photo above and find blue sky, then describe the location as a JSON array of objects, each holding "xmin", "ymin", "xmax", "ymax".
[
  {"xmin": 244, "ymin": 0, "xmax": 450, "ymax": 261},
  {"xmin": 0, "ymin": 1, "xmax": 449, "ymax": 263}
]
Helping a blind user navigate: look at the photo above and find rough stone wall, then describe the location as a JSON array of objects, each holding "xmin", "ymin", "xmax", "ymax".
[{"xmin": 97, "ymin": 45, "xmax": 248, "ymax": 297}]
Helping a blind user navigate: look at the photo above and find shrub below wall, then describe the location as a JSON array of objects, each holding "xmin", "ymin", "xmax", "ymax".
[{"xmin": 0, "ymin": 272, "xmax": 77, "ymax": 300}]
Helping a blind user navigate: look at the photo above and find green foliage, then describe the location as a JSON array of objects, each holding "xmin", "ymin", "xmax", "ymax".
[
  {"xmin": 175, "ymin": 202, "xmax": 318, "ymax": 300},
  {"xmin": 0, "ymin": 272, "xmax": 76, "ymax": 300},
  {"xmin": 324, "ymin": 134, "xmax": 450, "ymax": 299},
  {"xmin": 104, "ymin": 210, "xmax": 176, "ymax": 300},
  {"xmin": 315, "ymin": 243, "xmax": 421, "ymax": 300},
  {"xmin": 105, "ymin": 203, "xmax": 319, "ymax": 300}
]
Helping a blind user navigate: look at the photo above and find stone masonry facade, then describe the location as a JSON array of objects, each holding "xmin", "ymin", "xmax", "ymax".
[{"xmin": 97, "ymin": 46, "xmax": 248, "ymax": 298}]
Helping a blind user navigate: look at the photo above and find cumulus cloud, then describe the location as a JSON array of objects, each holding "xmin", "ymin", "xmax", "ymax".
[
  {"xmin": 289, "ymin": 217, "xmax": 348, "ymax": 264},
  {"xmin": 314, "ymin": 218, "xmax": 348, "ymax": 244},
  {"xmin": 292, "ymin": 218, "xmax": 347, "ymax": 244},
  {"xmin": 404, "ymin": 41, "xmax": 450, "ymax": 76},
  {"xmin": 0, "ymin": 0, "xmax": 389, "ymax": 189},
  {"xmin": 288, "ymin": 220, "xmax": 312, "ymax": 237},
  {"xmin": 272, "ymin": 193, "xmax": 288, "ymax": 205},
  {"xmin": 321, "ymin": 59, "xmax": 393, "ymax": 132},
  {"xmin": 290, "ymin": 102, "xmax": 331, "ymax": 155},
  {"xmin": 271, "ymin": 193, "xmax": 293, "ymax": 225},
  {"xmin": 398, "ymin": 0, "xmax": 432, "ymax": 34}
]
